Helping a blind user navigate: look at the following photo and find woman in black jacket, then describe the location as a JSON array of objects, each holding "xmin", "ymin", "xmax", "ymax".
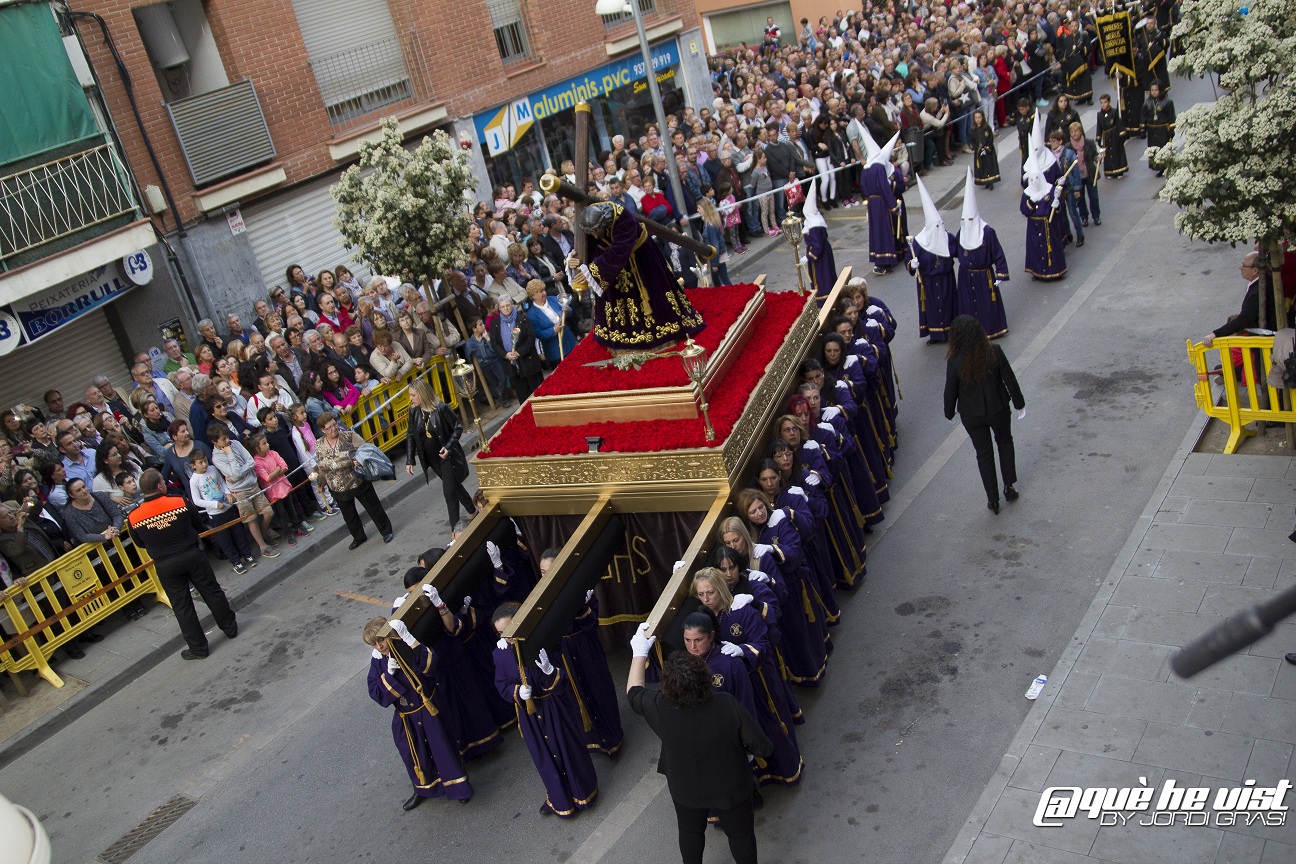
[
  {"xmin": 943, "ymin": 316, "xmax": 1026, "ymax": 514},
  {"xmin": 489, "ymin": 295, "xmax": 544, "ymax": 403},
  {"xmin": 404, "ymin": 378, "xmax": 476, "ymax": 527}
]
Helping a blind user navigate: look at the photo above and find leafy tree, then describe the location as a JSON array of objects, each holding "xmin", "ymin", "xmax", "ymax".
[
  {"xmin": 1160, "ymin": 0, "xmax": 1296, "ymax": 327},
  {"xmin": 332, "ymin": 118, "xmax": 475, "ymax": 284}
]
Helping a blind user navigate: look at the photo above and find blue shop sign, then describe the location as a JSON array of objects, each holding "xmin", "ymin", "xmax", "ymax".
[
  {"xmin": 0, "ymin": 256, "xmax": 148, "ymax": 356},
  {"xmin": 474, "ymin": 39, "xmax": 679, "ymax": 148}
]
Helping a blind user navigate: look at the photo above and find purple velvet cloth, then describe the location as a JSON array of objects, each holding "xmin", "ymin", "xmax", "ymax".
[
  {"xmin": 956, "ymin": 226, "xmax": 1011, "ymax": 339},
  {"xmin": 367, "ymin": 646, "xmax": 474, "ymax": 801},
  {"xmin": 559, "ymin": 593, "xmax": 624, "ymax": 756},
  {"xmin": 907, "ymin": 235, "xmax": 960, "ymax": 342},
  {"xmin": 494, "ymin": 647, "xmax": 599, "ymax": 817},
  {"xmin": 586, "ymin": 202, "xmax": 705, "ymax": 351},
  {"xmin": 1020, "ymin": 193, "xmax": 1068, "ymax": 281},
  {"xmin": 806, "ymin": 226, "xmax": 838, "ymax": 297},
  {"xmin": 860, "ymin": 165, "xmax": 901, "ymax": 267}
]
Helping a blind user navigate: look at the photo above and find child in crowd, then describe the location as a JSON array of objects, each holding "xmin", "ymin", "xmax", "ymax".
[
  {"xmin": 717, "ymin": 180, "xmax": 746, "ymax": 255},
  {"xmin": 287, "ymin": 405, "xmax": 336, "ymax": 516},
  {"xmin": 463, "ymin": 317, "xmax": 509, "ymax": 404},
  {"xmin": 697, "ymin": 194, "xmax": 731, "ymax": 286},
  {"xmin": 249, "ymin": 432, "xmax": 309, "ymax": 545},
  {"xmin": 187, "ymin": 450, "xmax": 258, "ymax": 573},
  {"xmin": 353, "ymin": 363, "xmax": 380, "ymax": 396},
  {"xmin": 114, "ymin": 472, "xmax": 142, "ymax": 511}
]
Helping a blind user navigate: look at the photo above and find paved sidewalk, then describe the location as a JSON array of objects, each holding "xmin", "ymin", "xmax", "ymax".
[{"xmin": 943, "ymin": 422, "xmax": 1296, "ymax": 864}]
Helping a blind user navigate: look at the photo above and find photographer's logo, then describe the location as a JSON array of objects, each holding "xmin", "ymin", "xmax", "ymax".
[{"xmin": 1034, "ymin": 778, "xmax": 1291, "ymax": 828}]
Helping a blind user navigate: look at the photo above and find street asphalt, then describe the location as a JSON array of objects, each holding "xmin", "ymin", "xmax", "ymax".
[{"xmin": 2, "ymin": 72, "xmax": 1281, "ymax": 864}]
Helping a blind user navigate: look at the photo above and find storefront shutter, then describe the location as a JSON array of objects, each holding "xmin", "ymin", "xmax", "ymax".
[
  {"xmin": 240, "ymin": 174, "xmax": 369, "ymax": 293},
  {"xmin": 0, "ymin": 310, "xmax": 126, "ymax": 410},
  {"xmin": 706, "ymin": 2, "xmax": 793, "ymax": 53}
]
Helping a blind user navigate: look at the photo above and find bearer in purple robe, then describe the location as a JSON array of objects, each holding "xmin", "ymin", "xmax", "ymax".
[
  {"xmin": 363, "ymin": 616, "xmax": 473, "ymax": 811},
  {"xmin": 858, "ymin": 130, "xmax": 905, "ymax": 274},
  {"xmin": 905, "ymin": 175, "xmax": 959, "ymax": 343},
  {"xmin": 955, "ymin": 169, "xmax": 1011, "ymax": 338},
  {"xmin": 1020, "ymin": 143, "xmax": 1068, "ymax": 281},
  {"xmin": 539, "ymin": 548, "xmax": 624, "ymax": 758},
  {"xmin": 569, "ymin": 201, "xmax": 705, "ymax": 352},
  {"xmin": 492, "ymin": 602, "xmax": 599, "ymax": 818},
  {"xmin": 802, "ymin": 179, "xmax": 838, "ymax": 298}
]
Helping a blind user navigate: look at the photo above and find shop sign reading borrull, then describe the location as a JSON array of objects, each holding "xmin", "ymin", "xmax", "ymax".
[{"xmin": 0, "ymin": 251, "xmax": 153, "ymax": 356}]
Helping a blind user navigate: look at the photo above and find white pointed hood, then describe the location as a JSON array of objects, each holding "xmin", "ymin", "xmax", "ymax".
[
  {"xmin": 1029, "ymin": 108, "xmax": 1057, "ymax": 174},
  {"xmin": 802, "ymin": 178, "xmax": 826, "ymax": 231},
  {"xmin": 959, "ymin": 168, "xmax": 987, "ymax": 250},
  {"xmin": 1024, "ymin": 168, "xmax": 1053, "ymax": 203},
  {"xmin": 866, "ymin": 131, "xmax": 899, "ymax": 178},
  {"xmin": 859, "ymin": 125, "xmax": 881, "ymax": 162},
  {"xmin": 912, "ymin": 175, "xmax": 948, "ymax": 257}
]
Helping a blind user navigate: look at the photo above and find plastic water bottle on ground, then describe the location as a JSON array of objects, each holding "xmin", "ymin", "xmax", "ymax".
[{"xmin": 1025, "ymin": 675, "xmax": 1047, "ymax": 700}]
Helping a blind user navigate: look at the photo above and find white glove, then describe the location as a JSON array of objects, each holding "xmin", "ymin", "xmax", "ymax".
[
  {"xmin": 672, "ymin": 559, "xmax": 687, "ymax": 573},
  {"xmin": 387, "ymin": 656, "xmax": 400, "ymax": 674},
  {"xmin": 720, "ymin": 641, "xmax": 745, "ymax": 657},
  {"xmin": 422, "ymin": 584, "xmax": 444, "ymax": 609},
  {"xmin": 804, "ymin": 472, "xmax": 821, "ymax": 487},
  {"xmin": 461, "ymin": 595, "xmax": 472, "ymax": 615},
  {"xmin": 536, "ymin": 648, "xmax": 555, "ymax": 676},
  {"xmin": 822, "ymin": 406, "xmax": 840, "ymax": 421},
  {"xmin": 1016, "ymin": 407, "xmax": 1026, "ymax": 420},
  {"xmin": 753, "ymin": 543, "xmax": 773, "ymax": 558},
  {"xmin": 630, "ymin": 622, "xmax": 656, "ymax": 658},
  {"xmin": 747, "ymin": 570, "xmax": 770, "ymax": 583},
  {"xmin": 731, "ymin": 593, "xmax": 754, "ymax": 610},
  {"xmin": 768, "ymin": 509, "xmax": 786, "ymax": 528},
  {"xmin": 585, "ymin": 589, "xmax": 594, "ymax": 603},
  {"xmin": 910, "ymin": 258, "xmax": 920, "ymax": 271},
  {"xmin": 799, "ymin": 255, "xmax": 809, "ymax": 267},
  {"xmin": 865, "ymin": 319, "xmax": 881, "ymax": 329},
  {"xmin": 518, "ymin": 684, "xmax": 533, "ymax": 701},
  {"xmin": 388, "ymin": 619, "xmax": 418, "ymax": 648},
  {"xmin": 496, "ymin": 637, "xmax": 508, "ymax": 650},
  {"xmin": 1050, "ymin": 197, "xmax": 1060, "ymax": 211},
  {"xmin": 788, "ymin": 486, "xmax": 807, "ymax": 499},
  {"xmin": 486, "ymin": 541, "xmax": 502, "ymax": 569},
  {"xmin": 866, "ymin": 305, "xmax": 882, "ymax": 316}
]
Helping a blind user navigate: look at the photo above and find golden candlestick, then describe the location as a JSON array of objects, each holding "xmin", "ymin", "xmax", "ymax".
[
  {"xmin": 678, "ymin": 336, "xmax": 715, "ymax": 441},
  {"xmin": 450, "ymin": 358, "xmax": 489, "ymax": 453},
  {"xmin": 781, "ymin": 212, "xmax": 807, "ymax": 296}
]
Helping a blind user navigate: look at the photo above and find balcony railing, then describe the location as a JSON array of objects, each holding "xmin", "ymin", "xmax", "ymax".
[
  {"xmin": 601, "ymin": 0, "xmax": 656, "ymax": 28},
  {"xmin": 167, "ymin": 79, "xmax": 276, "ymax": 187},
  {"xmin": 0, "ymin": 141, "xmax": 139, "ymax": 271},
  {"xmin": 310, "ymin": 31, "xmax": 433, "ymax": 133}
]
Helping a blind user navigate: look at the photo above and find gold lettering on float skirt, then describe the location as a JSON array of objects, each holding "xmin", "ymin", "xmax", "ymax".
[{"xmin": 602, "ymin": 533, "xmax": 652, "ymax": 586}]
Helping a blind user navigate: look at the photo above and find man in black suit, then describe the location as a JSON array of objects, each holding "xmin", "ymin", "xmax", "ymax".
[
  {"xmin": 539, "ymin": 215, "xmax": 575, "ymax": 275},
  {"xmin": 488, "ymin": 295, "xmax": 544, "ymax": 403},
  {"xmin": 267, "ymin": 334, "xmax": 310, "ymax": 394},
  {"xmin": 626, "ymin": 624, "xmax": 772, "ymax": 864}
]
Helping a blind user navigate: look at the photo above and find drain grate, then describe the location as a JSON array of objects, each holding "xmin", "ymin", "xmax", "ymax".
[{"xmin": 98, "ymin": 794, "xmax": 198, "ymax": 864}]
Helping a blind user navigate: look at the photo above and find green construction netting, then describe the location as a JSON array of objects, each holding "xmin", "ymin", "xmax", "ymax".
[{"xmin": 0, "ymin": 3, "xmax": 99, "ymax": 169}]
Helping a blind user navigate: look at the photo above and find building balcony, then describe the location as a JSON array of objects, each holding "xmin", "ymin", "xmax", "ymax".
[
  {"xmin": 166, "ymin": 79, "xmax": 277, "ymax": 188},
  {"xmin": 0, "ymin": 140, "xmax": 142, "ymax": 274}
]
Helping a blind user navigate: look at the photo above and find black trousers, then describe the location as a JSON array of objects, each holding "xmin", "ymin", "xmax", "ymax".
[
  {"xmin": 156, "ymin": 549, "xmax": 236, "ymax": 656},
  {"xmin": 336, "ymin": 481, "xmax": 392, "ymax": 541},
  {"xmin": 511, "ymin": 366, "xmax": 544, "ymax": 403},
  {"xmin": 209, "ymin": 507, "xmax": 253, "ymax": 561},
  {"xmin": 962, "ymin": 410, "xmax": 1017, "ymax": 504},
  {"xmin": 426, "ymin": 462, "xmax": 475, "ymax": 526},
  {"xmin": 673, "ymin": 798, "xmax": 758, "ymax": 864}
]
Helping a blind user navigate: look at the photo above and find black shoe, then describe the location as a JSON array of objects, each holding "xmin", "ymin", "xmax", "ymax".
[
  {"xmin": 1288, "ymin": 530, "xmax": 1296, "ymax": 544},
  {"xmin": 538, "ymin": 802, "xmax": 553, "ymax": 816},
  {"xmin": 383, "ymin": 532, "xmax": 394, "ymax": 543},
  {"xmin": 65, "ymin": 643, "xmax": 86, "ymax": 659},
  {"xmin": 222, "ymin": 622, "xmax": 239, "ymax": 639},
  {"xmin": 753, "ymin": 790, "xmax": 765, "ymax": 810},
  {"xmin": 1077, "ymin": 237, "xmax": 1085, "ymax": 247},
  {"xmin": 1093, "ymin": 217, "xmax": 1102, "ymax": 225},
  {"xmin": 988, "ymin": 501, "xmax": 1000, "ymax": 515},
  {"xmin": 1285, "ymin": 653, "xmax": 1296, "ymax": 665},
  {"xmin": 348, "ymin": 536, "xmax": 367, "ymax": 550},
  {"xmin": 1004, "ymin": 485, "xmax": 1019, "ymax": 502},
  {"xmin": 80, "ymin": 631, "xmax": 105, "ymax": 644},
  {"xmin": 1081, "ymin": 218, "xmax": 1089, "ymax": 226},
  {"xmin": 403, "ymin": 793, "xmax": 424, "ymax": 812},
  {"xmin": 180, "ymin": 649, "xmax": 209, "ymax": 660}
]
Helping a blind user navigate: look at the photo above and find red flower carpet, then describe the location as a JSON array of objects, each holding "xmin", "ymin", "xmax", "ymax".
[
  {"xmin": 533, "ymin": 284, "xmax": 759, "ymax": 396},
  {"xmin": 481, "ymin": 287, "xmax": 806, "ymax": 458}
]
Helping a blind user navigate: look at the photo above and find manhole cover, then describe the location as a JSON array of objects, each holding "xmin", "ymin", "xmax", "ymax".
[{"xmin": 98, "ymin": 794, "xmax": 197, "ymax": 864}]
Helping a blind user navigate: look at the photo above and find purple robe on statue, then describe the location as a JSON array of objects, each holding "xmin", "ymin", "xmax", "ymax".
[
  {"xmin": 716, "ymin": 604, "xmax": 804, "ymax": 786},
  {"xmin": 1020, "ymin": 193, "xmax": 1067, "ymax": 281},
  {"xmin": 906, "ymin": 234, "xmax": 959, "ymax": 342},
  {"xmin": 860, "ymin": 164, "xmax": 902, "ymax": 268},
  {"xmin": 559, "ymin": 593, "xmax": 624, "ymax": 757},
  {"xmin": 494, "ymin": 646, "xmax": 599, "ymax": 818},
  {"xmin": 584, "ymin": 201, "xmax": 705, "ymax": 351},
  {"xmin": 806, "ymin": 226, "xmax": 838, "ymax": 297},
  {"xmin": 955, "ymin": 226, "xmax": 1011, "ymax": 339},
  {"xmin": 368, "ymin": 644, "xmax": 474, "ymax": 801}
]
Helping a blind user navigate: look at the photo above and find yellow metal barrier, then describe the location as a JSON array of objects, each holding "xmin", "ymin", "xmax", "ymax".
[
  {"xmin": 340, "ymin": 354, "xmax": 459, "ymax": 452},
  {"xmin": 1187, "ymin": 335, "xmax": 1291, "ymax": 453},
  {"xmin": 1, "ymin": 536, "xmax": 168, "ymax": 690}
]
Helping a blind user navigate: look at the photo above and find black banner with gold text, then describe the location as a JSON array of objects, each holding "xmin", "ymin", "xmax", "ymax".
[{"xmin": 1097, "ymin": 10, "xmax": 1136, "ymax": 81}]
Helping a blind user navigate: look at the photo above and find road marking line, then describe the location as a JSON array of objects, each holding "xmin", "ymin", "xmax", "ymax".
[{"xmin": 567, "ymin": 771, "xmax": 667, "ymax": 864}]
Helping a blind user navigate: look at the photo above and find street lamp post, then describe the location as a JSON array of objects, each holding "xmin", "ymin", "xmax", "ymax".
[{"xmin": 596, "ymin": 0, "xmax": 692, "ymax": 240}]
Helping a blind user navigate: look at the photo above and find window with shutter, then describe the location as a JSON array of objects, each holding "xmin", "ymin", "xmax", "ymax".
[{"xmin": 485, "ymin": 0, "xmax": 532, "ymax": 64}]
